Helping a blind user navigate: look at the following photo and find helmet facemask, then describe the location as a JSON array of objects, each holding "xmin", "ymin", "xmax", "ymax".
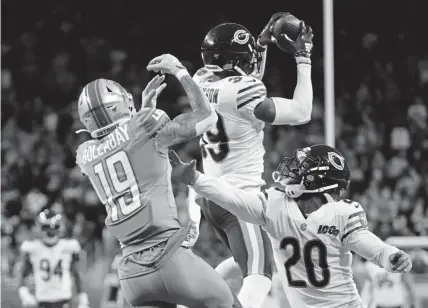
[
  {"xmin": 273, "ymin": 149, "xmax": 343, "ymax": 199},
  {"xmin": 38, "ymin": 212, "xmax": 63, "ymax": 245}
]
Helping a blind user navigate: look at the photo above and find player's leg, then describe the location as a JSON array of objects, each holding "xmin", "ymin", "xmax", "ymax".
[
  {"xmin": 160, "ymin": 246, "xmax": 238, "ymax": 308},
  {"xmin": 224, "ymin": 218, "xmax": 274, "ymax": 308}
]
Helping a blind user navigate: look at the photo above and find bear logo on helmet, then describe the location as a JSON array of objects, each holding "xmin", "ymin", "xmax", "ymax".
[
  {"xmin": 328, "ymin": 152, "xmax": 345, "ymax": 170},
  {"xmin": 232, "ymin": 30, "xmax": 250, "ymax": 44}
]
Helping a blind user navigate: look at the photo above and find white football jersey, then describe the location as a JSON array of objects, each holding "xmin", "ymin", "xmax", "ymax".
[
  {"xmin": 194, "ymin": 68, "xmax": 266, "ymax": 190},
  {"xmin": 20, "ymin": 238, "xmax": 81, "ymax": 302},
  {"xmin": 263, "ymin": 189, "xmax": 367, "ymax": 308},
  {"xmin": 365, "ymin": 262, "xmax": 405, "ymax": 307}
]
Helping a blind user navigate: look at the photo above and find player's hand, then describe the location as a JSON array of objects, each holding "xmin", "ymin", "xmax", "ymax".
[
  {"xmin": 169, "ymin": 150, "xmax": 199, "ymax": 185},
  {"xmin": 258, "ymin": 12, "xmax": 290, "ymax": 47},
  {"xmin": 279, "ymin": 21, "xmax": 314, "ymax": 58},
  {"xmin": 182, "ymin": 221, "xmax": 200, "ymax": 248},
  {"xmin": 141, "ymin": 75, "xmax": 167, "ymax": 108},
  {"xmin": 147, "ymin": 54, "xmax": 187, "ymax": 76},
  {"xmin": 389, "ymin": 250, "xmax": 412, "ymax": 273},
  {"xmin": 18, "ymin": 287, "xmax": 38, "ymax": 307}
]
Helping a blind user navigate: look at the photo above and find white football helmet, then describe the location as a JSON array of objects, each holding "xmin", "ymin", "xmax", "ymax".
[{"xmin": 77, "ymin": 79, "xmax": 136, "ymax": 138}]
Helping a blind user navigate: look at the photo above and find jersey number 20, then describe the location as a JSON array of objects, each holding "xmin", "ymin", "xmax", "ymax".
[
  {"xmin": 202, "ymin": 111, "xmax": 229, "ymax": 162},
  {"xmin": 280, "ymin": 237, "xmax": 331, "ymax": 288},
  {"xmin": 94, "ymin": 151, "xmax": 142, "ymax": 222}
]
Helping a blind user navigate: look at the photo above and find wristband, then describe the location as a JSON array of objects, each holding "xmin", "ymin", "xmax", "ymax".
[
  {"xmin": 175, "ymin": 69, "xmax": 190, "ymax": 80},
  {"xmin": 295, "ymin": 56, "xmax": 311, "ymax": 65}
]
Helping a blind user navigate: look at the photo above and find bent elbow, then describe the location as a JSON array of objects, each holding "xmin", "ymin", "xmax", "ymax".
[{"xmin": 195, "ymin": 110, "xmax": 217, "ymax": 135}]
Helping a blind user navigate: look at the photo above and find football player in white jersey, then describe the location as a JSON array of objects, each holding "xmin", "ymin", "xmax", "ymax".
[
  {"xmin": 361, "ymin": 261, "xmax": 417, "ymax": 308},
  {"xmin": 188, "ymin": 13, "xmax": 314, "ymax": 308},
  {"xmin": 170, "ymin": 144, "xmax": 413, "ymax": 308},
  {"xmin": 18, "ymin": 209, "xmax": 90, "ymax": 308}
]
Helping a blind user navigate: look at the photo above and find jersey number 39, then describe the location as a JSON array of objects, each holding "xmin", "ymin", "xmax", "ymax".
[
  {"xmin": 280, "ymin": 237, "xmax": 331, "ymax": 288},
  {"xmin": 201, "ymin": 111, "xmax": 229, "ymax": 162},
  {"xmin": 93, "ymin": 151, "xmax": 142, "ymax": 222}
]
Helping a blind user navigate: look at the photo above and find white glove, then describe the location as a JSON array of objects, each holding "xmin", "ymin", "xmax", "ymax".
[
  {"xmin": 146, "ymin": 54, "xmax": 187, "ymax": 76},
  {"xmin": 77, "ymin": 292, "xmax": 90, "ymax": 308},
  {"xmin": 141, "ymin": 75, "xmax": 167, "ymax": 109},
  {"xmin": 18, "ymin": 286, "xmax": 38, "ymax": 307},
  {"xmin": 182, "ymin": 188, "xmax": 201, "ymax": 248},
  {"xmin": 182, "ymin": 221, "xmax": 200, "ymax": 248}
]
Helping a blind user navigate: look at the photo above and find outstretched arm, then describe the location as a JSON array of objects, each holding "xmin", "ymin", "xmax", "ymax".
[
  {"xmin": 344, "ymin": 228, "xmax": 412, "ymax": 273},
  {"xmin": 147, "ymin": 54, "xmax": 217, "ymax": 148},
  {"xmin": 253, "ymin": 20, "xmax": 314, "ymax": 125},
  {"xmin": 169, "ymin": 151, "xmax": 267, "ymax": 225}
]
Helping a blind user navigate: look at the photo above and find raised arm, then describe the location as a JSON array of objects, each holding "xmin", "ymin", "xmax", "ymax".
[
  {"xmin": 147, "ymin": 54, "xmax": 217, "ymax": 148},
  {"xmin": 169, "ymin": 151, "xmax": 267, "ymax": 225},
  {"xmin": 253, "ymin": 18, "xmax": 314, "ymax": 125}
]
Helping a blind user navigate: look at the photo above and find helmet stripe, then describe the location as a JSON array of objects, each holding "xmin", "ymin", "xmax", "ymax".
[
  {"xmin": 87, "ymin": 80, "xmax": 112, "ymax": 128},
  {"xmin": 94, "ymin": 79, "xmax": 113, "ymax": 124},
  {"xmin": 84, "ymin": 85, "xmax": 102, "ymax": 129}
]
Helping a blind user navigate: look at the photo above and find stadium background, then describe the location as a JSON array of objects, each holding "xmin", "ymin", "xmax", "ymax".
[{"xmin": 1, "ymin": 0, "xmax": 428, "ymax": 307}]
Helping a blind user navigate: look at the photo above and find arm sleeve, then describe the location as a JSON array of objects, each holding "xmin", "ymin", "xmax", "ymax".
[
  {"xmin": 271, "ymin": 60, "xmax": 312, "ymax": 125},
  {"xmin": 344, "ymin": 228, "xmax": 399, "ymax": 272},
  {"xmin": 130, "ymin": 108, "xmax": 170, "ymax": 138},
  {"xmin": 188, "ymin": 187, "xmax": 201, "ymax": 224},
  {"xmin": 191, "ymin": 173, "xmax": 266, "ymax": 225},
  {"xmin": 251, "ymin": 47, "xmax": 268, "ymax": 80}
]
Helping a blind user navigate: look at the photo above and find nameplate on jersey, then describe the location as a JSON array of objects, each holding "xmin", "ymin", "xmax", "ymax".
[
  {"xmin": 81, "ymin": 124, "xmax": 130, "ymax": 164},
  {"xmin": 200, "ymin": 87, "xmax": 219, "ymax": 104},
  {"xmin": 317, "ymin": 225, "xmax": 339, "ymax": 237}
]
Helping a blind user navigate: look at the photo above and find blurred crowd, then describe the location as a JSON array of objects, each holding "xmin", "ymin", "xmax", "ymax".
[{"xmin": 1, "ymin": 1, "xmax": 428, "ymax": 275}]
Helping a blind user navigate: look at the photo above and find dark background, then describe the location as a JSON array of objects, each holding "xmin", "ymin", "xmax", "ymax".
[{"xmin": 2, "ymin": 0, "xmax": 428, "ymax": 307}]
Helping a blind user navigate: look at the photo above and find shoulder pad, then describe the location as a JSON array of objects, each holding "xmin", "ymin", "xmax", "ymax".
[
  {"xmin": 130, "ymin": 108, "xmax": 170, "ymax": 138},
  {"xmin": 337, "ymin": 199, "xmax": 368, "ymax": 242},
  {"xmin": 62, "ymin": 238, "xmax": 81, "ymax": 253},
  {"xmin": 193, "ymin": 68, "xmax": 214, "ymax": 84},
  {"xmin": 232, "ymin": 76, "xmax": 266, "ymax": 110},
  {"xmin": 20, "ymin": 240, "xmax": 37, "ymax": 253}
]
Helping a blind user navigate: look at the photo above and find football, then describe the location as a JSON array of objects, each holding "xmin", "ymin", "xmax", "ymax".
[{"xmin": 271, "ymin": 14, "xmax": 301, "ymax": 41}]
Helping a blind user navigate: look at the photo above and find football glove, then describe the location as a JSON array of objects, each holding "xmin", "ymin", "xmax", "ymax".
[
  {"xmin": 141, "ymin": 75, "xmax": 167, "ymax": 108},
  {"xmin": 182, "ymin": 220, "xmax": 200, "ymax": 248},
  {"xmin": 277, "ymin": 21, "xmax": 314, "ymax": 58},
  {"xmin": 169, "ymin": 150, "xmax": 199, "ymax": 186},
  {"xmin": 389, "ymin": 250, "xmax": 412, "ymax": 273},
  {"xmin": 18, "ymin": 286, "xmax": 38, "ymax": 307},
  {"xmin": 258, "ymin": 12, "xmax": 290, "ymax": 47},
  {"xmin": 147, "ymin": 54, "xmax": 187, "ymax": 76}
]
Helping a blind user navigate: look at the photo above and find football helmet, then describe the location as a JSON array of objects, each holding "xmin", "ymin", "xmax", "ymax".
[
  {"xmin": 273, "ymin": 144, "xmax": 350, "ymax": 199},
  {"xmin": 77, "ymin": 79, "xmax": 136, "ymax": 138},
  {"xmin": 201, "ymin": 23, "xmax": 262, "ymax": 76},
  {"xmin": 38, "ymin": 209, "xmax": 63, "ymax": 245}
]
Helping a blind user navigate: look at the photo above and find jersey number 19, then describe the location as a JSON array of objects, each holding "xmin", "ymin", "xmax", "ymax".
[{"xmin": 93, "ymin": 151, "xmax": 142, "ymax": 222}]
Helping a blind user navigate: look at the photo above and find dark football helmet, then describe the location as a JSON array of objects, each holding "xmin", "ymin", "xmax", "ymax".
[
  {"xmin": 38, "ymin": 209, "xmax": 63, "ymax": 245},
  {"xmin": 201, "ymin": 23, "xmax": 262, "ymax": 75},
  {"xmin": 273, "ymin": 144, "xmax": 350, "ymax": 199}
]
